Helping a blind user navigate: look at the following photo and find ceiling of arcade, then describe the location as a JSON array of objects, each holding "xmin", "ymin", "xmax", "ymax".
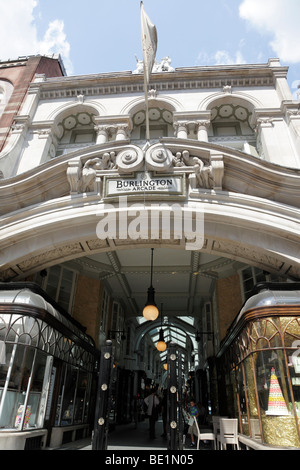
[
  {"xmin": 65, "ymin": 246, "xmax": 241, "ymax": 319},
  {"xmin": 62, "ymin": 234, "xmax": 300, "ymax": 318},
  {"xmin": 60, "ymin": 241, "xmax": 300, "ymax": 355},
  {"xmin": 1, "ymin": 233, "xmax": 297, "ymax": 318}
]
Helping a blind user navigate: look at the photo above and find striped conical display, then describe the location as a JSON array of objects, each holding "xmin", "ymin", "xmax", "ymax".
[{"xmin": 266, "ymin": 367, "xmax": 289, "ymax": 415}]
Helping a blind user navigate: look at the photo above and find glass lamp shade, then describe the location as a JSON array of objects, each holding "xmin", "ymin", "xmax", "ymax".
[
  {"xmin": 156, "ymin": 329, "xmax": 167, "ymax": 352},
  {"xmin": 143, "ymin": 303, "xmax": 159, "ymax": 321},
  {"xmin": 157, "ymin": 340, "xmax": 167, "ymax": 352},
  {"xmin": 143, "ymin": 286, "xmax": 159, "ymax": 321}
]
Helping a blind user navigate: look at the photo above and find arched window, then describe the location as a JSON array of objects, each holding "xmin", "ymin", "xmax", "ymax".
[
  {"xmin": 208, "ymin": 98, "xmax": 258, "ymax": 156},
  {"xmin": 131, "ymin": 106, "xmax": 174, "ymax": 143},
  {"xmin": 0, "ymin": 80, "xmax": 14, "ymax": 118},
  {"xmin": 55, "ymin": 110, "xmax": 97, "ymax": 157}
]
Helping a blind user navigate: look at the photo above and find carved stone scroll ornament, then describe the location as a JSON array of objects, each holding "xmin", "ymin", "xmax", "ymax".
[
  {"xmin": 145, "ymin": 146, "xmax": 173, "ymax": 171},
  {"xmin": 116, "ymin": 147, "xmax": 144, "ymax": 173},
  {"xmin": 66, "ymin": 145, "xmax": 224, "ymax": 194}
]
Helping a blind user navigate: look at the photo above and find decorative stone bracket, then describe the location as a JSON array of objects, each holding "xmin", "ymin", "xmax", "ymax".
[
  {"xmin": 188, "ymin": 153, "xmax": 224, "ymax": 191},
  {"xmin": 66, "ymin": 143, "xmax": 224, "ymax": 195}
]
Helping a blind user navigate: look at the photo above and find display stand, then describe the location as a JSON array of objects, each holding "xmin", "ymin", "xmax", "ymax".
[{"xmin": 266, "ymin": 368, "xmax": 290, "ymax": 416}]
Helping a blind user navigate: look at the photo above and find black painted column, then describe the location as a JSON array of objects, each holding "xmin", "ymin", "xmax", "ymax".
[
  {"xmin": 167, "ymin": 342, "xmax": 178, "ymax": 450},
  {"xmin": 92, "ymin": 340, "xmax": 114, "ymax": 450}
]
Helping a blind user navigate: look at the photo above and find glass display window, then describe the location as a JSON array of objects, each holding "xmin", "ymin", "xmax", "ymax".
[
  {"xmin": 0, "ymin": 285, "xmax": 98, "ymax": 438},
  {"xmin": 0, "ymin": 345, "xmax": 50, "ymax": 430},
  {"xmin": 218, "ymin": 284, "xmax": 300, "ymax": 448},
  {"xmin": 54, "ymin": 364, "xmax": 91, "ymax": 427}
]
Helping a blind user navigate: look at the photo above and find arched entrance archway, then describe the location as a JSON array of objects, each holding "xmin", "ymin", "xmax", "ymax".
[
  {"xmin": 1, "ymin": 197, "xmax": 298, "ymax": 283},
  {"xmin": 1, "ymin": 138, "xmax": 298, "ymax": 283},
  {"xmin": 0, "ymin": 139, "xmax": 299, "ymax": 449}
]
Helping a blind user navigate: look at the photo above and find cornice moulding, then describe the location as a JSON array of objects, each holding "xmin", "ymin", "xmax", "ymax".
[{"xmin": 30, "ymin": 62, "xmax": 283, "ymax": 99}]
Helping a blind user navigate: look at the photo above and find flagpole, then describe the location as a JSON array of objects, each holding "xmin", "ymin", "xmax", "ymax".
[
  {"xmin": 143, "ymin": 65, "xmax": 150, "ymax": 143},
  {"xmin": 140, "ymin": 1, "xmax": 157, "ymax": 144},
  {"xmin": 141, "ymin": 1, "xmax": 150, "ymax": 143}
]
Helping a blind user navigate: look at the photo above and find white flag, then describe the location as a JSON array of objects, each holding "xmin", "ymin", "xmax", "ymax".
[{"xmin": 141, "ymin": 2, "xmax": 157, "ymax": 84}]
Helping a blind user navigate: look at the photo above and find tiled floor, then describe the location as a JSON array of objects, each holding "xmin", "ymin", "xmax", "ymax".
[{"xmin": 53, "ymin": 419, "xmax": 214, "ymax": 451}]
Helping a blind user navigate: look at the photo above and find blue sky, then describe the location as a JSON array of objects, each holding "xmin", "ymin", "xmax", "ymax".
[{"xmin": 0, "ymin": 0, "xmax": 300, "ymax": 96}]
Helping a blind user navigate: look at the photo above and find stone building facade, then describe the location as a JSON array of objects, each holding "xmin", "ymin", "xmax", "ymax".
[{"xmin": 0, "ymin": 54, "xmax": 299, "ymax": 449}]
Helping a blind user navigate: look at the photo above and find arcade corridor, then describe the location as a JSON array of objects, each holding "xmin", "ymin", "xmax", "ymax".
[{"xmin": 54, "ymin": 418, "xmax": 214, "ymax": 450}]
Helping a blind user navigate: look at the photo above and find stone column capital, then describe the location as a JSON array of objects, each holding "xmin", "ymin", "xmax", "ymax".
[{"xmin": 195, "ymin": 120, "xmax": 211, "ymax": 129}]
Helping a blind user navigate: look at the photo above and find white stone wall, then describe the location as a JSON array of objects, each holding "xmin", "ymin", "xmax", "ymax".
[
  {"xmin": 1, "ymin": 59, "xmax": 300, "ymax": 177},
  {"xmin": 0, "ymin": 59, "xmax": 299, "ymax": 284}
]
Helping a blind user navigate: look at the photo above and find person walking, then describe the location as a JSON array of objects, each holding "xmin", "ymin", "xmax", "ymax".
[
  {"xmin": 188, "ymin": 399, "xmax": 199, "ymax": 447},
  {"xmin": 144, "ymin": 387, "xmax": 160, "ymax": 439}
]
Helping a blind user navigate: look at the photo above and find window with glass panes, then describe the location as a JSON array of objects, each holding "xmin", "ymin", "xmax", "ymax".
[
  {"xmin": 100, "ymin": 289, "xmax": 110, "ymax": 333},
  {"xmin": 240, "ymin": 266, "xmax": 266, "ymax": 300},
  {"xmin": 35, "ymin": 265, "xmax": 77, "ymax": 313},
  {"xmin": 110, "ymin": 302, "xmax": 119, "ymax": 339},
  {"xmin": 110, "ymin": 302, "xmax": 124, "ymax": 342}
]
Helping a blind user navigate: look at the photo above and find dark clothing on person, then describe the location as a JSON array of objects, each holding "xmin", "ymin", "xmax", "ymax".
[{"xmin": 144, "ymin": 391, "xmax": 160, "ymax": 438}]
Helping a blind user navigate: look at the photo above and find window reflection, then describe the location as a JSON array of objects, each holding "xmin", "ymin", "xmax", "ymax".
[
  {"xmin": 222, "ymin": 314, "xmax": 300, "ymax": 447},
  {"xmin": 0, "ymin": 307, "xmax": 96, "ymax": 433},
  {"xmin": 55, "ymin": 364, "xmax": 91, "ymax": 427}
]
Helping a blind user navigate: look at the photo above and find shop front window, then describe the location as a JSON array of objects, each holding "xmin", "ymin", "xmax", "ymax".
[
  {"xmin": 284, "ymin": 317, "xmax": 300, "ymax": 418},
  {"xmin": 237, "ymin": 365, "xmax": 250, "ymax": 436},
  {"xmin": 255, "ymin": 348, "xmax": 300, "ymax": 447},
  {"xmin": 60, "ymin": 365, "xmax": 77, "ymax": 426},
  {"xmin": 220, "ymin": 285, "xmax": 300, "ymax": 448},
  {"xmin": 233, "ymin": 316, "xmax": 300, "ymax": 447},
  {"xmin": 74, "ymin": 370, "xmax": 89, "ymax": 424},
  {"xmin": 0, "ymin": 320, "xmax": 95, "ymax": 432},
  {"xmin": 55, "ymin": 364, "xmax": 91, "ymax": 427},
  {"xmin": 255, "ymin": 349, "xmax": 291, "ymax": 414},
  {"xmin": 0, "ymin": 288, "xmax": 98, "ymax": 438},
  {"xmin": 27, "ymin": 353, "xmax": 52, "ymax": 429},
  {"xmin": 289, "ymin": 344, "xmax": 300, "ymax": 417},
  {"xmin": 0, "ymin": 345, "xmax": 50, "ymax": 430}
]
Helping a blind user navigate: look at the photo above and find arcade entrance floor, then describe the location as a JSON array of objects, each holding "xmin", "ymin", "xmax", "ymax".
[{"xmin": 49, "ymin": 419, "xmax": 213, "ymax": 450}]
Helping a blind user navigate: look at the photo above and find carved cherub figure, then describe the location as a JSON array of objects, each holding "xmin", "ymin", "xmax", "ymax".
[
  {"xmin": 172, "ymin": 150, "xmax": 214, "ymax": 189},
  {"xmin": 81, "ymin": 152, "xmax": 116, "ymax": 192},
  {"xmin": 193, "ymin": 157, "xmax": 214, "ymax": 189}
]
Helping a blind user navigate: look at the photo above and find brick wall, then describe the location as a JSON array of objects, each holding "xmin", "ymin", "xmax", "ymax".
[
  {"xmin": 0, "ymin": 56, "xmax": 64, "ymax": 152},
  {"xmin": 216, "ymin": 274, "xmax": 243, "ymax": 340},
  {"xmin": 72, "ymin": 275, "xmax": 102, "ymax": 344}
]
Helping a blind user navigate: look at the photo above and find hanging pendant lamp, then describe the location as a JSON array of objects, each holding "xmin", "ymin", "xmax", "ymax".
[
  {"xmin": 156, "ymin": 328, "xmax": 167, "ymax": 352},
  {"xmin": 156, "ymin": 303, "xmax": 167, "ymax": 352},
  {"xmin": 143, "ymin": 248, "xmax": 159, "ymax": 321}
]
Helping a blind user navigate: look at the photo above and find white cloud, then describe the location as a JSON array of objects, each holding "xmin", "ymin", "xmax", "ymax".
[
  {"xmin": 214, "ymin": 50, "xmax": 247, "ymax": 65},
  {"xmin": 0, "ymin": 0, "xmax": 72, "ymax": 74},
  {"xmin": 196, "ymin": 49, "xmax": 247, "ymax": 67},
  {"xmin": 39, "ymin": 20, "xmax": 72, "ymax": 74},
  {"xmin": 239, "ymin": 0, "xmax": 300, "ymax": 63}
]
